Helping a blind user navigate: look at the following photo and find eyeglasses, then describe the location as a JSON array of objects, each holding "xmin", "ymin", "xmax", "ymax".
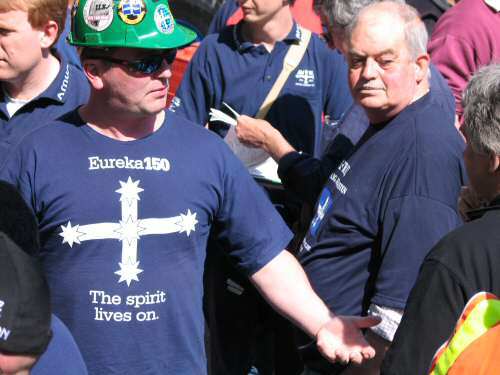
[{"xmin": 88, "ymin": 49, "xmax": 177, "ymax": 75}]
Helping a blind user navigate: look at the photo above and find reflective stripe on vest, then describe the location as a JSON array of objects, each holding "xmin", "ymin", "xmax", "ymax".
[{"xmin": 429, "ymin": 292, "xmax": 500, "ymax": 375}]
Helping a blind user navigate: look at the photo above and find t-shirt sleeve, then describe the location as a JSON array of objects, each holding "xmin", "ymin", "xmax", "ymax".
[
  {"xmin": 213, "ymin": 150, "xmax": 293, "ymax": 276},
  {"xmin": 381, "ymin": 259, "xmax": 465, "ymax": 375},
  {"xmin": 372, "ymin": 196, "xmax": 462, "ymax": 309},
  {"xmin": 169, "ymin": 43, "xmax": 213, "ymax": 126}
]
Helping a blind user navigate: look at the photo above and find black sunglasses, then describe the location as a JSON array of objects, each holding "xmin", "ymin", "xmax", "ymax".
[{"xmin": 88, "ymin": 49, "xmax": 177, "ymax": 75}]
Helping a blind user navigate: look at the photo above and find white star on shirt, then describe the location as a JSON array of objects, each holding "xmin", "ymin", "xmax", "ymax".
[
  {"xmin": 115, "ymin": 177, "xmax": 144, "ymax": 206},
  {"xmin": 178, "ymin": 209, "xmax": 198, "ymax": 237},
  {"xmin": 115, "ymin": 258, "xmax": 144, "ymax": 286},
  {"xmin": 59, "ymin": 221, "xmax": 84, "ymax": 248}
]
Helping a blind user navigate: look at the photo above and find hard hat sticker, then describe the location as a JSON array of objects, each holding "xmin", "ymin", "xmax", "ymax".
[
  {"xmin": 118, "ymin": 0, "xmax": 147, "ymax": 25},
  {"xmin": 154, "ymin": 4, "xmax": 175, "ymax": 35},
  {"xmin": 83, "ymin": 0, "xmax": 114, "ymax": 31}
]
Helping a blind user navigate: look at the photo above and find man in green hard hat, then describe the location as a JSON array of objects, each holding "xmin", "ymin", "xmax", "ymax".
[{"xmin": 0, "ymin": 1, "xmax": 379, "ymax": 373}]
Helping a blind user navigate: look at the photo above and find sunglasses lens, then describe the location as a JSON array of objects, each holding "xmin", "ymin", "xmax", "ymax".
[
  {"xmin": 130, "ymin": 55, "xmax": 164, "ymax": 74},
  {"xmin": 130, "ymin": 50, "xmax": 177, "ymax": 74}
]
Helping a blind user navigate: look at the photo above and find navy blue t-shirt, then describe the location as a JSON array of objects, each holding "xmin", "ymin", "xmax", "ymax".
[
  {"xmin": 298, "ymin": 90, "xmax": 465, "ymax": 318},
  {"xmin": 170, "ymin": 22, "xmax": 352, "ymax": 158},
  {"xmin": 1, "ymin": 111, "xmax": 291, "ymax": 375},
  {"xmin": 0, "ymin": 53, "xmax": 89, "ymax": 166},
  {"xmin": 33, "ymin": 314, "xmax": 88, "ymax": 375},
  {"xmin": 278, "ymin": 64, "xmax": 456, "ymax": 204}
]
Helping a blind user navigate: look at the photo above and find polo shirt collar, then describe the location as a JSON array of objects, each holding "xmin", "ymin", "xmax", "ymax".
[{"xmin": 233, "ymin": 21, "xmax": 302, "ymax": 52}]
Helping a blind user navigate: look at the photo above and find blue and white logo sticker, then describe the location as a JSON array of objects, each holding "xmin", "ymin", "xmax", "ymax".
[
  {"xmin": 118, "ymin": 0, "xmax": 146, "ymax": 25},
  {"xmin": 83, "ymin": 0, "xmax": 114, "ymax": 31},
  {"xmin": 154, "ymin": 4, "xmax": 175, "ymax": 35}
]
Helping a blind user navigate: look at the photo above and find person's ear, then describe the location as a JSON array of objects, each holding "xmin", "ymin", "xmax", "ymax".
[
  {"xmin": 414, "ymin": 53, "xmax": 430, "ymax": 83},
  {"xmin": 82, "ymin": 60, "xmax": 106, "ymax": 90},
  {"xmin": 39, "ymin": 20, "xmax": 59, "ymax": 49},
  {"xmin": 488, "ymin": 153, "xmax": 500, "ymax": 173}
]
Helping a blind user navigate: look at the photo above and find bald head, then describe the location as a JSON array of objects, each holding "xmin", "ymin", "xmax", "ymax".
[{"xmin": 348, "ymin": 1, "xmax": 428, "ymax": 59}]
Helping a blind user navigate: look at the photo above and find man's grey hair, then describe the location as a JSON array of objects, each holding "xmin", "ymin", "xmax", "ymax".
[
  {"xmin": 320, "ymin": 0, "xmax": 405, "ymax": 31},
  {"xmin": 346, "ymin": 1, "xmax": 428, "ymax": 60},
  {"xmin": 462, "ymin": 64, "xmax": 500, "ymax": 155}
]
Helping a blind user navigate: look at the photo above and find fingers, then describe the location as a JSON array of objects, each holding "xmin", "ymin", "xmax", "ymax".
[
  {"xmin": 315, "ymin": 316, "xmax": 379, "ymax": 366},
  {"xmin": 360, "ymin": 345, "xmax": 376, "ymax": 360},
  {"xmin": 349, "ymin": 351, "xmax": 364, "ymax": 365},
  {"xmin": 335, "ymin": 349, "xmax": 350, "ymax": 364}
]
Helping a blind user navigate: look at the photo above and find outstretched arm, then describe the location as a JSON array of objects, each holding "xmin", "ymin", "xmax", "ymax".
[{"xmin": 251, "ymin": 250, "xmax": 380, "ymax": 365}]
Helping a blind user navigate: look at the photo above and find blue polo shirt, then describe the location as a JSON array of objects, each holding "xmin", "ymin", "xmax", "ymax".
[
  {"xmin": 298, "ymin": 89, "xmax": 465, "ymax": 318},
  {"xmin": 0, "ymin": 52, "xmax": 89, "ymax": 166},
  {"xmin": 170, "ymin": 22, "xmax": 352, "ymax": 158}
]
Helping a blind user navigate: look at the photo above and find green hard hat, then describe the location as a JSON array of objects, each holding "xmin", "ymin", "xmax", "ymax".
[{"xmin": 69, "ymin": 0, "xmax": 197, "ymax": 49}]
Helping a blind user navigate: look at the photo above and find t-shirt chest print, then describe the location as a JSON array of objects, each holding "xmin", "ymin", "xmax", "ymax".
[
  {"xmin": 59, "ymin": 176, "xmax": 199, "ymax": 287},
  {"xmin": 301, "ymin": 159, "xmax": 351, "ymax": 252}
]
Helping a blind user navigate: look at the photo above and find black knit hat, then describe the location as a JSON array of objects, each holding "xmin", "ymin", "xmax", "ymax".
[{"xmin": 0, "ymin": 232, "xmax": 52, "ymax": 355}]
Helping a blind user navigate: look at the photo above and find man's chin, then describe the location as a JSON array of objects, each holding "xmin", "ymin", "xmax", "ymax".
[
  {"xmin": 0, "ymin": 70, "xmax": 18, "ymax": 82},
  {"xmin": 357, "ymin": 97, "xmax": 386, "ymax": 110}
]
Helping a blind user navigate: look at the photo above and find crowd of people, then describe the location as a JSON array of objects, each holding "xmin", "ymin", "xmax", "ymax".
[{"xmin": 0, "ymin": 0, "xmax": 498, "ymax": 375}]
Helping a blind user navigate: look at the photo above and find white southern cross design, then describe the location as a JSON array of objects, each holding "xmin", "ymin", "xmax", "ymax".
[{"xmin": 59, "ymin": 177, "xmax": 198, "ymax": 287}]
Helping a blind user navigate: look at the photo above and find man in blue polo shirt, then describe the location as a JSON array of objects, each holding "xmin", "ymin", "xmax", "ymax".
[
  {"xmin": 0, "ymin": 1, "xmax": 379, "ymax": 374},
  {"xmin": 236, "ymin": 2, "xmax": 465, "ymax": 374},
  {"xmin": 0, "ymin": 0, "xmax": 89, "ymax": 166}
]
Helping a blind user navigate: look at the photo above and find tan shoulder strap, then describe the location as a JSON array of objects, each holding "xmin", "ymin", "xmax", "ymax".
[{"xmin": 256, "ymin": 26, "xmax": 312, "ymax": 120}]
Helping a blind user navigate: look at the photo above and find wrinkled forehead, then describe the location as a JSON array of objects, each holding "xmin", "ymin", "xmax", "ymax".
[{"xmin": 349, "ymin": 12, "xmax": 408, "ymax": 56}]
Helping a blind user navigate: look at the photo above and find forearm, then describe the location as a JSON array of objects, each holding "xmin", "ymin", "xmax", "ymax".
[
  {"xmin": 261, "ymin": 126, "xmax": 296, "ymax": 162},
  {"xmin": 250, "ymin": 250, "xmax": 333, "ymax": 337}
]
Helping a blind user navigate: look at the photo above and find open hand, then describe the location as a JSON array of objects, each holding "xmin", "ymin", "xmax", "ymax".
[{"xmin": 316, "ymin": 315, "xmax": 381, "ymax": 365}]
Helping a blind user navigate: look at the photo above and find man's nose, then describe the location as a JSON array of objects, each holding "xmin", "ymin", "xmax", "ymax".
[{"xmin": 361, "ymin": 58, "xmax": 379, "ymax": 80}]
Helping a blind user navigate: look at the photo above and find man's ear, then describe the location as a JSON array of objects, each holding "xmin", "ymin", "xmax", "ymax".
[
  {"xmin": 488, "ymin": 153, "xmax": 500, "ymax": 174},
  {"xmin": 414, "ymin": 53, "xmax": 430, "ymax": 83},
  {"xmin": 82, "ymin": 60, "xmax": 105, "ymax": 90},
  {"xmin": 39, "ymin": 20, "xmax": 59, "ymax": 49}
]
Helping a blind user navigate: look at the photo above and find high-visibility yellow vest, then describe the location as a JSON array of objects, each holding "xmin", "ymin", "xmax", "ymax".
[{"xmin": 429, "ymin": 292, "xmax": 500, "ymax": 375}]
